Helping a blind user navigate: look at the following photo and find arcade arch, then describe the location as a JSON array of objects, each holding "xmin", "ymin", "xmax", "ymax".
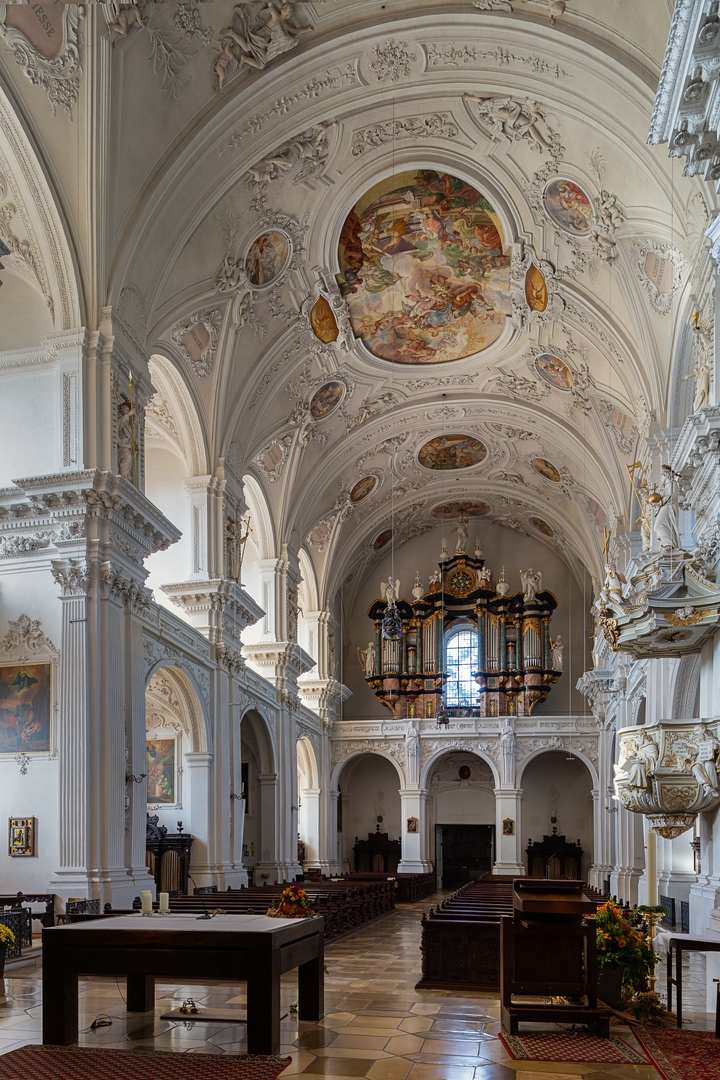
[
  {"xmin": 336, "ymin": 753, "xmax": 403, "ymax": 873},
  {"xmin": 241, "ymin": 708, "xmax": 277, "ymax": 880},
  {"xmin": 520, "ymin": 751, "xmax": 595, "ymax": 880}
]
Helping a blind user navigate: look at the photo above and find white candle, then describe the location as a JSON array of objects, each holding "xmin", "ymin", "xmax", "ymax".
[
  {"xmin": 646, "ymin": 828, "xmax": 658, "ymax": 906},
  {"xmin": 141, "ymin": 890, "xmax": 153, "ymax": 914},
  {"xmin": 158, "ymin": 892, "xmax": 169, "ymax": 913}
]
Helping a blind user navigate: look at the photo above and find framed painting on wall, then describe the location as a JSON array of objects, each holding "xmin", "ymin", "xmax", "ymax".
[
  {"xmin": 146, "ymin": 738, "xmax": 177, "ymax": 805},
  {"xmin": 0, "ymin": 663, "xmax": 52, "ymax": 754},
  {"xmin": 8, "ymin": 816, "xmax": 35, "ymax": 857}
]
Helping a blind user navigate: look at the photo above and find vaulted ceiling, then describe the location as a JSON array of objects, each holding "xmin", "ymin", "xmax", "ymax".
[{"xmin": 2, "ymin": 0, "xmax": 715, "ymax": 611}]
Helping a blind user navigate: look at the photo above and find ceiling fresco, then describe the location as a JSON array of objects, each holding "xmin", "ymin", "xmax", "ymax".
[{"xmin": 338, "ymin": 170, "xmax": 511, "ymax": 364}]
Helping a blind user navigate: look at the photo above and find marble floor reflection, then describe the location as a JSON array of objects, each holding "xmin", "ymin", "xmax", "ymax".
[{"xmin": 0, "ymin": 898, "xmax": 713, "ymax": 1079}]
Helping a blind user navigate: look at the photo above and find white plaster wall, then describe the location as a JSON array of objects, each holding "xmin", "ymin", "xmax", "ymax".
[
  {"xmin": 339, "ymin": 754, "xmax": 402, "ymax": 866},
  {"xmin": 0, "ymin": 363, "xmax": 63, "ymax": 486},
  {"xmin": 144, "ymin": 447, "xmax": 192, "ymax": 610},
  {"xmin": 0, "ymin": 276, "xmax": 54, "ymax": 354},
  {"xmin": 343, "ymin": 521, "xmax": 592, "ymax": 720},
  {"xmin": 519, "ymin": 751, "xmax": 594, "ymax": 876}
]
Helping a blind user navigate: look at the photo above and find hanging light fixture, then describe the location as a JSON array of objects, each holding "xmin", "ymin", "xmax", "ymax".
[{"xmin": 382, "ymin": 107, "xmax": 401, "ymax": 647}]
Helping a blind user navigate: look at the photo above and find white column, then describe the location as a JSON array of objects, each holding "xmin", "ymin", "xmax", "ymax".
[
  {"xmin": 611, "ymin": 804, "xmax": 642, "ymax": 905},
  {"xmin": 301, "ymin": 787, "xmax": 321, "ymax": 868},
  {"xmin": 184, "ymin": 752, "xmax": 213, "ymax": 888},
  {"xmin": 493, "ymin": 789, "xmax": 524, "ymax": 874},
  {"xmin": 256, "ymin": 772, "xmax": 280, "ymax": 883},
  {"xmin": 398, "ymin": 789, "xmax": 432, "ymax": 872}
]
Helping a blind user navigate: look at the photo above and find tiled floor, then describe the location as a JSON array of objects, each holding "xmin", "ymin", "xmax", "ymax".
[{"xmin": 0, "ymin": 899, "xmax": 713, "ymax": 1078}]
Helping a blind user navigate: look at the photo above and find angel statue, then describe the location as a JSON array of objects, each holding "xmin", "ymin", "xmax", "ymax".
[
  {"xmin": 451, "ymin": 514, "xmax": 469, "ymax": 554},
  {"xmin": 357, "ymin": 640, "xmax": 376, "ymax": 676},
  {"xmin": 520, "ymin": 568, "xmax": 542, "ymax": 603},
  {"xmin": 380, "ymin": 577, "xmax": 400, "ymax": 603}
]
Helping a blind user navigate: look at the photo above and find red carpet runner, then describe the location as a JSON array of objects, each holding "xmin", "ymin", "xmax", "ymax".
[
  {"xmin": 0, "ymin": 1045, "xmax": 291, "ymax": 1079},
  {"xmin": 499, "ymin": 1030, "xmax": 648, "ymax": 1063},
  {"xmin": 633, "ymin": 1027, "xmax": 720, "ymax": 1080}
]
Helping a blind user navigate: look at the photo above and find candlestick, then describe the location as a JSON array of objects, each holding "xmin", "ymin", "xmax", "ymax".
[
  {"xmin": 158, "ymin": 892, "xmax": 169, "ymax": 913},
  {"xmin": 646, "ymin": 827, "xmax": 658, "ymax": 906},
  {"xmin": 141, "ymin": 889, "xmax": 153, "ymax": 916}
]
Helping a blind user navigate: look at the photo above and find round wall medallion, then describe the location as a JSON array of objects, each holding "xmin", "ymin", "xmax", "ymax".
[
  {"xmin": 245, "ymin": 230, "xmax": 291, "ymax": 286},
  {"xmin": 373, "ymin": 529, "xmax": 393, "ymax": 550},
  {"xmin": 532, "ymin": 457, "xmax": 561, "ymax": 483},
  {"xmin": 350, "ymin": 476, "xmax": 377, "ymax": 502},
  {"xmin": 535, "ymin": 353, "xmax": 573, "ymax": 391},
  {"xmin": 432, "ymin": 500, "xmax": 491, "ymax": 518},
  {"xmin": 309, "ymin": 380, "xmax": 344, "ymax": 419},
  {"xmin": 338, "ymin": 169, "xmax": 511, "ymax": 364},
  {"xmin": 418, "ymin": 434, "xmax": 487, "ymax": 471},
  {"xmin": 543, "ymin": 179, "xmax": 594, "ymax": 235}
]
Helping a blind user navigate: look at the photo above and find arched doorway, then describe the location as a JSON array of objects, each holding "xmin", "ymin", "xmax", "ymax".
[
  {"xmin": 519, "ymin": 751, "xmax": 595, "ymax": 879},
  {"xmin": 144, "ymin": 665, "xmax": 209, "ymax": 892},
  {"xmin": 427, "ymin": 751, "xmax": 496, "ymax": 888},
  {"xmin": 336, "ymin": 754, "xmax": 402, "ymax": 874},
  {"xmin": 297, "ymin": 735, "xmax": 319, "ymax": 869},
  {"xmin": 241, "ymin": 709, "xmax": 277, "ymax": 883}
]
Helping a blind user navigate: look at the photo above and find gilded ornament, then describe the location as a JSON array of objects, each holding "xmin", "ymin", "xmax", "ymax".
[
  {"xmin": 525, "ymin": 264, "xmax": 548, "ymax": 311},
  {"xmin": 665, "ymin": 607, "xmax": 711, "ymax": 627},
  {"xmin": 309, "ymin": 296, "xmax": 339, "ymax": 343}
]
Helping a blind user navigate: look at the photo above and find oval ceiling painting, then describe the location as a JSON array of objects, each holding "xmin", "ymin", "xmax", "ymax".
[
  {"xmin": 432, "ymin": 500, "xmax": 491, "ymax": 518},
  {"xmin": 373, "ymin": 529, "xmax": 393, "ymax": 550},
  {"xmin": 245, "ymin": 229, "xmax": 291, "ymax": 287},
  {"xmin": 530, "ymin": 517, "xmax": 554, "ymax": 537},
  {"xmin": 532, "ymin": 457, "xmax": 561, "ymax": 483},
  {"xmin": 418, "ymin": 434, "xmax": 487, "ymax": 471},
  {"xmin": 543, "ymin": 180, "xmax": 594, "ymax": 236},
  {"xmin": 310, "ymin": 380, "xmax": 344, "ymax": 419},
  {"xmin": 525, "ymin": 264, "xmax": 548, "ymax": 312},
  {"xmin": 536, "ymin": 353, "xmax": 573, "ymax": 391},
  {"xmin": 310, "ymin": 296, "xmax": 339, "ymax": 343},
  {"xmin": 338, "ymin": 170, "xmax": 511, "ymax": 364},
  {"xmin": 350, "ymin": 476, "xmax": 377, "ymax": 503}
]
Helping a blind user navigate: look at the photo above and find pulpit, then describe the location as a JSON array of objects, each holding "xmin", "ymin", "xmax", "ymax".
[{"xmin": 145, "ymin": 815, "xmax": 194, "ymax": 895}]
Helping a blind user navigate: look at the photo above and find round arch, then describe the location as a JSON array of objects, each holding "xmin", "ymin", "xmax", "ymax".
[
  {"xmin": 420, "ymin": 745, "xmax": 500, "ymax": 790},
  {"xmin": 241, "ymin": 707, "xmax": 276, "ymax": 775},
  {"xmin": 144, "ymin": 661, "xmax": 210, "ymax": 753},
  {"xmin": 517, "ymin": 746, "xmax": 599, "ymax": 790},
  {"xmin": 331, "ymin": 747, "xmax": 405, "ymax": 790}
]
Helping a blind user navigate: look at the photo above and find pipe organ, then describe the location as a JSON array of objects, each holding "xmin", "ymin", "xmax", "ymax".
[{"xmin": 365, "ymin": 551, "xmax": 561, "ymax": 718}]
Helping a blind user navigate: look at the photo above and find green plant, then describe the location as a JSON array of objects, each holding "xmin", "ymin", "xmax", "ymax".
[
  {"xmin": 0, "ymin": 923, "xmax": 16, "ymax": 948},
  {"xmin": 619, "ymin": 989, "xmax": 673, "ymax": 1026},
  {"xmin": 587, "ymin": 901, "xmax": 658, "ymax": 990}
]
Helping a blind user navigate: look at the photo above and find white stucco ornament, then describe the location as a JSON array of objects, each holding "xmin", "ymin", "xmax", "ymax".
[{"xmin": 613, "ymin": 720, "xmax": 720, "ymax": 836}]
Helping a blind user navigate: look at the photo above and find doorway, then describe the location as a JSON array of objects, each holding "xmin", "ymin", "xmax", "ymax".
[{"xmin": 436, "ymin": 824, "xmax": 495, "ymax": 888}]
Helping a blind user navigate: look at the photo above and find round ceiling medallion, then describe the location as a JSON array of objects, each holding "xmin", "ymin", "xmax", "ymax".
[
  {"xmin": 530, "ymin": 517, "xmax": 554, "ymax": 537},
  {"xmin": 543, "ymin": 180, "xmax": 594, "ymax": 235},
  {"xmin": 532, "ymin": 457, "xmax": 561, "ymax": 483},
  {"xmin": 350, "ymin": 476, "xmax": 377, "ymax": 503},
  {"xmin": 536, "ymin": 353, "xmax": 573, "ymax": 391},
  {"xmin": 432, "ymin": 500, "xmax": 491, "ymax": 518},
  {"xmin": 338, "ymin": 169, "xmax": 511, "ymax": 364},
  {"xmin": 373, "ymin": 529, "xmax": 393, "ymax": 550},
  {"xmin": 245, "ymin": 230, "xmax": 291, "ymax": 286},
  {"xmin": 309, "ymin": 380, "xmax": 344, "ymax": 419},
  {"xmin": 418, "ymin": 434, "xmax": 487, "ymax": 471}
]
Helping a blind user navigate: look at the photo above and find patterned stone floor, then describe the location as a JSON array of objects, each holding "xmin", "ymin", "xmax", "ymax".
[{"xmin": 0, "ymin": 898, "xmax": 713, "ymax": 1079}]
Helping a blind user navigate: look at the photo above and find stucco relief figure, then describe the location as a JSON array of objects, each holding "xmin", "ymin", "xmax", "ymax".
[
  {"xmin": 357, "ymin": 641, "xmax": 376, "ymax": 676},
  {"xmin": 682, "ymin": 313, "xmax": 712, "ymax": 413},
  {"xmin": 618, "ymin": 731, "xmax": 659, "ymax": 789},
  {"xmin": 476, "ymin": 97, "xmax": 554, "ymax": 153},
  {"xmin": 691, "ymin": 724, "xmax": 720, "ymax": 797},
  {"xmin": 117, "ymin": 401, "xmax": 136, "ymax": 481},
  {"xmin": 653, "ymin": 465, "xmax": 681, "ymax": 551},
  {"xmin": 520, "ymin": 568, "xmax": 542, "ymax": 603},
  {"xmin": 261, "ymin": 0, "xmax": 311, "ymax": 61},
  {"xmin": 105, "ymin": 1, "xmax": 147, "ymax": 38},
  {"xmin": 548, "ymin": 0, "xmax": 565, "ymax": 24},
  {"xmin": 550, "ymin": 635, "xmax": 564, "ymax": 672},
  {"xmin": 500, "ymin": 718, "xmax": 515, "ymax": 785},
  {"xmin": 380, "ymin": 577, "xmax": 400, "ymax": 603},
  {"xmin": 405, "ymin": 720, "xmax": 420, "ymax": 773}
]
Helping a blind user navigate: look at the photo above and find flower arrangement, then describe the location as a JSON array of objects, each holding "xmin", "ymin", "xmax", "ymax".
[
  {"xmin": 0, "ymin": 924, "xmax": 16, "ymax": 949},
  {"xmin": 588, "ymin": 901, "xmax": 658, "ymax": 990},
  {"xmin": 267, "ymin": 886, "xmax": 316, "ymax": 919}
]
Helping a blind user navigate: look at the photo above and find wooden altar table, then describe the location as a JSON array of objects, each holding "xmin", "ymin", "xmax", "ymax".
[{"xmin": 42, "ymin": 912, "xmax": 324, "ymax": 1054}]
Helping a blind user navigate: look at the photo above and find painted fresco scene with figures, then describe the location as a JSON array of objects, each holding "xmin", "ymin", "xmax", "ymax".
[{"xmin": 338, "ymin": 170, "xmax": 511, "ymax": 364}]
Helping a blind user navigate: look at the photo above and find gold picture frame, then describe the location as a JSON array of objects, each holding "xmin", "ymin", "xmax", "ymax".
[{"xmin": 9, "ymin": 816, "xmax": 35, "ymax": 856}]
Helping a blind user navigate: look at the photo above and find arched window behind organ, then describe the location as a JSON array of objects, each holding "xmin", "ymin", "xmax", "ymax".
[{"xmin": 445, "ymin": 626, "xmax": 478, "ymax": 708}]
